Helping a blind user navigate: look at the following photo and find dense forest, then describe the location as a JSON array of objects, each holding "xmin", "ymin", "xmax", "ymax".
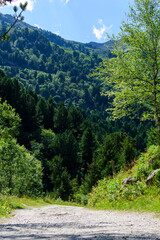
[
  {"xmin": 0, "ymin": 12, "xmax": 113, "ymax": 116},
  {"xmin": 0, "ymin": 69, "xmax": 151, "ymax": 201},
  {"xmin": 0, "ymin": 6, "xmax": 156, "ymax": 203}
]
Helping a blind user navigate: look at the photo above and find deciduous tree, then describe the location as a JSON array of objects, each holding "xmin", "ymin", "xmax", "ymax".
[{"xmin": 98, "ymin": 0, "xmax": 160, "ymax": 133}]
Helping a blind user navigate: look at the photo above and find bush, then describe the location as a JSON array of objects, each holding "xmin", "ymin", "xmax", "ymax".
[
  {"xmin": 134, "ymin": 145, "xmax": 160, "ymax": 181},
  {"xmin": 0, "ymin": 138, "xmax": 43, "ymax": 196}
]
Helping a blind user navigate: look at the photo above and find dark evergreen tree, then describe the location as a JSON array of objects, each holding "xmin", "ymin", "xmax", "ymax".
[
  {"xmin": 80, "ymin": 126, "xmax": 97, "ymax": 174},
  {"xmin": 54, "ymin": 102, "xmax": 69, "ymax": 133}
]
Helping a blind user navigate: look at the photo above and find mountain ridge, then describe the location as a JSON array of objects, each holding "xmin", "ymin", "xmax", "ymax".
[
  {"xmin": 0, "ymin": 12, "xmax": 110, "ymax": 57},
  {"xmin": 0, "ymin": 12, "xmax": 110, "ymax": 118}
]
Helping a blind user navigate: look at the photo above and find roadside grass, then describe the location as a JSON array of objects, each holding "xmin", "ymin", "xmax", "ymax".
[
  {"xmin": 89, "ymin": 187, "xmax": 160, "ymax": 216},
  {"xmin": 87, "ymin": 145, "xmax": 160, "ymax": 216},
  {"xmin": 0, "ymin": 195, "xmax": 83, "ymax": 219},
  {"xmin": 0, "ymin": 188, "xmax": 160, "ymax": 220},
  {"xmin": 0, "ymin": 195, "xmax": 52, "ymax": 218}
]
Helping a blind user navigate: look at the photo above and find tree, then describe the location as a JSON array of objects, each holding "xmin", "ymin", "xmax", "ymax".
[
  {"xmin": 97, "ymin": 0, "xmax": 160, "ymax": 133},
  {"xmin": 0, "ymin": 1, "xmax": 28, "ymax": 41},
  {"xmin": 0, "ymin": 137, "xmax": 43, "ymax": 196},
  {"xmin": 54, "ymin": 102, "xmax": 69, "ymax": 133},
  {"xmin": 80, "ymin": 126, "xmax": 97, "ymax": 174},
  {"xmin": 0, "ymin": 98, "xmax": 42, "ymax": 196},
  {"xmin": 54, "ymin": 131, "xmax": 79, "ymax": 178},
  {"xmin": 0, "ymin": 98, "xmax": 21, "ymax": 138},
  {"xmin": 49, "ymin": 155, "xmax": 72, "ymax": 200}
]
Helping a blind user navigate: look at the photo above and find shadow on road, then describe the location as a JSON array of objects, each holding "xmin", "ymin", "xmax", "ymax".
[{"xmin": 0, "ymin": 222, "xmax": 160, "ymax": 240}]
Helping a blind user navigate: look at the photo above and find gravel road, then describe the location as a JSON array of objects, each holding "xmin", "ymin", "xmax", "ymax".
[{"xmin": 0, "ymin": 205, "xmax": 160, "ymax": 239}]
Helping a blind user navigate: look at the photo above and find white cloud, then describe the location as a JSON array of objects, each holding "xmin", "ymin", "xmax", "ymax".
[
  {"xmin": 93, "ymin": 21, "xmax": 106, "ymax": 41},
  {"xmin": 52, "ymin": 30, "xmax": 60, "ymax": 36},
  {"xmin": 34, "ymin": 24, "xmax": 40, "ymax": 29},
  {"xmin": 9, "ymin": 0, "xmax": 36, "ymax": 12},
  {"xmin": 93, "ymin": 19, "xmax": 113, "ymax": 41}
]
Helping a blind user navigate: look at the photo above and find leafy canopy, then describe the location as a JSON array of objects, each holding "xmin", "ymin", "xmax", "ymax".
[
  {"xmin": 0, "ymin": 98, "xmax": 21, "ymax": 138},
  {"xmin": 97, "ymin": 0, "xmax": 160, "ymax": 130}
]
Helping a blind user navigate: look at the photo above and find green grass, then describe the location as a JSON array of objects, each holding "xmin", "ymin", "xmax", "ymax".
[
  {"xmin": 0, "ymin": 195, "xmax": 83, "ymax": 219},
  {"xmin": 0, "ymin": 195, "xmax": 51, "ymax": 218},
  {"xmin": 0, "ymin": 188, "xmax": 160, "ymax": 220},
  {"xmin": 90, "ymin": 188, "xmax": 160, "ymax": 216},
  {"xmin": 87, "ymin": 145, "xmax": 160, "ymax": 216}
]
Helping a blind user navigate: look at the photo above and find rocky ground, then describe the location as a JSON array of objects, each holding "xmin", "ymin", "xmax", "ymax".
[{"xmin": 0, "ymin": 205, "xmax": 160, "ymax": 239}]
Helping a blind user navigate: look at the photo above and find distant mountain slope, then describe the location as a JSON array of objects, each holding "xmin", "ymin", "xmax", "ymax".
[
  {"xmin": 85, "ymin": 41, "xmax": 113, "ymax": 51},
  {"xmin": 0, "ymin": 13, "xmax": 109, "ymax": 117},
  {"xmin": 0, "ymin": 13, "xmax": 110, "ymax": 58}
]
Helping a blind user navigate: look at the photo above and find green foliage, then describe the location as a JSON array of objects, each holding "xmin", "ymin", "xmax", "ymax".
[
  {"xmin": 76, "ymin": 132, "xmax": 136, "ymax": 196},
  {"xmin": 0, "ymin": 9, "xmax": 155, "ymax": 202},
  {"xmin": 88, "ymin": 177, "xmax": 121, "ymax": 207},
  {"xmin": 54, "ymin": 131, "xmax": 80, "ymax": 178},
  {"xmin": 88, "ymin": 144, "xmax": 160, "ymax": 212},
  {"xmin": 96, "ymin": 0, "xmax": 160, "ymax": 131},
  {"xmin": 0, "ymin": 94, "xmax": 42, "ymax": 197},
  {"xmin": 88, "ymin": 174, "xmax": 148, "ymax": 208},
  {"xmin": 54, "ymin": 102, "xmax": 69, "ymax": 133},
  {"xmin": 80, "ymin": 126, "xmax": 97, "ymax": 174},
  {"xmin": 147, "ymin": 126, "xmax": 160, "ymax": 146},
  {"xmin": 49, "ymin": 155, "xmax": 72, "ymax": 200},
  {"xmin": 73, "ymin": 192, "xmax": 89, "ymax": 205},
  {"xmin": 134, "ymin": 145, "xmax": 160, "ymax": 181},
  {"xmin": 0, "ymin": 137, "xmax": 43, "ymax": 196},
  {"xmin": 0, "ymin": 69, "xmax": 150, "ymax": 202},
  {"xmin": 0, "ymin": 194, "xmax": 12, "ymax": 216},
  {"xmin": 0, "ymin": 19, "xmax": 109, "ymax": 118},
  {"xmin": 88, "ymin": 133, "xmax": 136, "ymax": 181},
  {"xmin": 0, "ymin": 98, "xmax": 21, "ymax": 138},
  {"xmin": 154, "ymin": 170, "xmax": 160, "ymax": 187}
]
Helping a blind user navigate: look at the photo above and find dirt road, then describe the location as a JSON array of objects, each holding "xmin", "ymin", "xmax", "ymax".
[{"xmin": 0, "ymin": 205, "xmax": 160, "ymax": 239}]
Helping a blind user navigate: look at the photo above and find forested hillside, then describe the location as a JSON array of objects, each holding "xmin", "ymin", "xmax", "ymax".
[
  {"xmin": 0, "ymin": 15, "xmax": 111, "ymax": 117},
  {"xmin": 0, "ymin": 4, "xmax": 156, "ymax": 205},
  {"xmin": 0, "ymin": 67, "xmax": 151, "ymax": 201},
  {"xmin": 0, "ymin": 13, "xmax": 110, "ymax": 56}
]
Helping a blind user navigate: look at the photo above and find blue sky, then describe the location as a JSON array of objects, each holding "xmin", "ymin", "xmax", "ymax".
[{"xmin": 0, "ymin": 0, "xmax": 134, "ymax": 43}]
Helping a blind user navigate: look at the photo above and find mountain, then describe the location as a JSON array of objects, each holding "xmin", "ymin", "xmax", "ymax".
[
  {"xmin": 85, "ymin": 40, "xmax": 114, "ymax": 51},
  {"xmin": 0, "ymin": 13, "xmax": 110, "ymax": 117},
  {"xmin": 0, "ymin": 13, "xmax": 110, "ymax": 58}
]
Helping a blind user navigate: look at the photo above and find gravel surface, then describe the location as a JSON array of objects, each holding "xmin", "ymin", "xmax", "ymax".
[{"xmin": 0, "ymin": 205, "xmax": 160, "ymax": 239}]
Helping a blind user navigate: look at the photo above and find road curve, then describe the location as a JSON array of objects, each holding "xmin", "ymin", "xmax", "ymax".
[{"xmin": 0, "ymin": 205, "xmax": 160, "ymax": 239}]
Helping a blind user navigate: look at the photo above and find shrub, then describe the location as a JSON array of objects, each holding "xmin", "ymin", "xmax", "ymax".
[
  {"xmin": 0, "ymin": 138, "xmax": 43, "ymax": 196},
  {"xmin": 134, "ymin": 145, "xmax": 160, "ymax": 181}
]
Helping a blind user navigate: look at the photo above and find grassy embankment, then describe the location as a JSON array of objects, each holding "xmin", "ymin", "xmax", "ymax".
[{"xmin": 88, "ymin": 145, "xmax": 160, "ymax": 215}]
